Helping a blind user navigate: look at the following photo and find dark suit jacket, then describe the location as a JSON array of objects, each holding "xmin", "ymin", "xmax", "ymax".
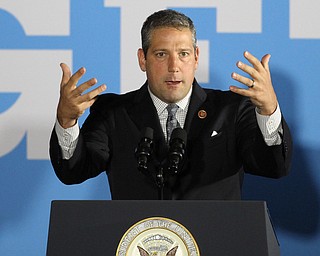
[{"xmin": 50, "ymin": 80, "xmax": 292, "ymax": 200}]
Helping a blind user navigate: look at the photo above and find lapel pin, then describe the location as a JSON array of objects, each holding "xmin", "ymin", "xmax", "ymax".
[{"xmin": 198, "ymin": 110, "xmax": 207, "ymax": 119}]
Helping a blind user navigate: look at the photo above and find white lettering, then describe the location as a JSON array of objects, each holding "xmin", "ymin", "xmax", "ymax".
[
  {"xmin": 290, "ymin": 0, "xmax": 320, "ymax": 38},
  {"xmin": 0, "ymin": 0, "xmax": 70, "ymax": 35},
  {"xmin": 0, "ymin": 50, "xmax": 72, "ymax": 159},
  {"xmin": 196, "ymin": 40, "xmax": 210, "ymax": 83}
]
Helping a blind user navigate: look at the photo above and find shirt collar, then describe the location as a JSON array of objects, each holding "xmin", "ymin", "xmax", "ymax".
[{"xmin": 148, "ymin": 85, "xmax": 193, "ymax": 116}]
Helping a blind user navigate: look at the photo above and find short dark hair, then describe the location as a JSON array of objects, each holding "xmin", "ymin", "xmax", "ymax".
[{"xmin": 141, "ymin": 9, "xmax": 197, "ymax": 56}]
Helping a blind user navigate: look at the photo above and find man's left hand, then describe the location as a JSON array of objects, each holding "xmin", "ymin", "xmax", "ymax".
[{"xmin": 230, "ymin": 51, "xmax": 278, "ymax": 115}]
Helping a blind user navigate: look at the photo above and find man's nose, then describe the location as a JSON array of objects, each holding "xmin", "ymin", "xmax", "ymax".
[{"xmin": 168, "ymin": 55, "xmax": 179, "ymax": 72}]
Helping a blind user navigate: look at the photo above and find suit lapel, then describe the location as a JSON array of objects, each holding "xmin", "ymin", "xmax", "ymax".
[
  {"xmin": 184, "ymin": 80, "xmax": 210, "ymax": 141},
  {"xmin": 127, "ymin": 82, "xmax": 167, "ymax": 161},
  {"xmin": 127, "ymin": 83, "xmax": 161, "ymax": 132}
]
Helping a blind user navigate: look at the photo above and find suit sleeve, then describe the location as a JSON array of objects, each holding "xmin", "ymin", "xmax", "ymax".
[
  {"xmin": 49, "ymin": 99, "xmax": 111, "ymax": 185},
  {"xmin": 237, "ymin": 98, "xmax": 292, "ymax": 178}
]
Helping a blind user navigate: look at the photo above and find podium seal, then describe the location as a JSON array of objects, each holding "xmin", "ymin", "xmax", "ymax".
[{"xmin": 116, "ymin": 216, "xmax": 200, "ymax": 256}]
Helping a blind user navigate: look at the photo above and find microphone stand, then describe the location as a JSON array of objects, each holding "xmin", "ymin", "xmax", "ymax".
[
  {"xmin": 156, "ymin": 166, "xmax": 164, "ymax": 200},
  {"xmin": 136, "ymin": 127, "xmax": 186, "ymax": 201}
]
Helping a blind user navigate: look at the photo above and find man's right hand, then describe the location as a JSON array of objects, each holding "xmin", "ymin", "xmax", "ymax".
[{"xmin": 56, "ymin": 63, "xmax": 107, "ymax": 129}]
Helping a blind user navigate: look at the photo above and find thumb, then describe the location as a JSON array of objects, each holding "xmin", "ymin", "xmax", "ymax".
[{"xmin": 261, "ymin": 54, "xmax": 271, "ymax": 71}]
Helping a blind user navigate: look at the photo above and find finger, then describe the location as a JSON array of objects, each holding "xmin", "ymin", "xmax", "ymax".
[
  {"xmin": 231, "ymin": 72, "xmax": 255, "ymax": 88},
  {"xmin": 236, "ymin": 60, "xmax": 258, "ymax": 79},
  {"xmin": 261, "ymin": 54, "xmax": 271, "ymax": 71},
  {"xmin": 82, "ymin": 98, "xmax": 97, "ymax": 110},
  {"xmin": 66, "ymin": 66, "xmax": 86, "ymax": 90},
  {"xmin": 60, "ymin": 63, "xmax": 72, "ymax": 87},
  {"xmin": 243, "ymin": 51, "xmax": 262, "ymax": 69},
  {"xmin": 73, "ymin": 78, "xmax": 98, "ymax": 96},
  {"xmin": 80, "ymin": 84, "xmax": 107, "ymax": 102},
  {"xmin": 229, "ymin": 85, "xmax": 252, "ymax": 97}
]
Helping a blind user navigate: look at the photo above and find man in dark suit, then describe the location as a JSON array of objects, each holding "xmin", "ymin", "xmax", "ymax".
[{"xmin": 50, "ymin": 9, "xmax": 292, "ymax": 200}]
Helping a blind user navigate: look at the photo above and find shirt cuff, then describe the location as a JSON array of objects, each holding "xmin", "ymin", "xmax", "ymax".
[
  {"xmin": 55, "ymin": 119, "xmax": 79, "ymax": 159},
  {"xmin": 255, "ymin": 104, "xmax": 283, "ymax": 146}
]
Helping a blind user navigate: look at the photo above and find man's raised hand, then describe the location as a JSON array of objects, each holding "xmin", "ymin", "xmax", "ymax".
[
  {"xmin": 230, "ymin": 51, "xmax": 278, "ymax": 116},
  {"xmin": 57, "ymin": 63, "xmax": 106, "ymax": 128}
]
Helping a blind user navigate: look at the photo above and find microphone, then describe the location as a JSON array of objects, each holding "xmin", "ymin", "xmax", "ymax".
[
  {"xmin": 168, "ymin": 127, "xmax": 187, "ymax": 174},
  {"xmin": 135, "ymin": 127, "xmax": 154, "ymax": 173}
]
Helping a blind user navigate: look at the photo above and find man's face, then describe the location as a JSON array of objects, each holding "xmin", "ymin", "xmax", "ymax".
[{"xmin": 138, "ymin": 27, "xmax": 199, "ymax": 103}]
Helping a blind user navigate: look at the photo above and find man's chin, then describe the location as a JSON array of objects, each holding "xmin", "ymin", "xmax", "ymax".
[{"xmin": 163, "ymin": 93, "xmax": 184, "ymax": 104}]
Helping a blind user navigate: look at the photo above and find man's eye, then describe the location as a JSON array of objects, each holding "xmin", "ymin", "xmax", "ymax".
[
  {"xmin": 180, "ymin": 52, "xmax": 189, "ymax": 57},
  {"xmin": 156, "ymin": 52, "xmax": 166, "ymax": 57}
]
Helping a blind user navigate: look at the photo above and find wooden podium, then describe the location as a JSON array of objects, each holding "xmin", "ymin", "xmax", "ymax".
[{"xmin": 46, "ymin": 200, "xmax": 280, "ymax": 255}]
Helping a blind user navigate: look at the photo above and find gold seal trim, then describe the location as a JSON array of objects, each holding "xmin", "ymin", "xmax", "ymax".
[{"xmin": 116, "ymin": 216, "xmax": 200, "ymax": 256}]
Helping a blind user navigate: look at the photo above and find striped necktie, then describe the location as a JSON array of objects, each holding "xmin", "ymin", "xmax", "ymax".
[{"xmin": 166, "ymin": 103, "xmax": 180, "ymax": 143}]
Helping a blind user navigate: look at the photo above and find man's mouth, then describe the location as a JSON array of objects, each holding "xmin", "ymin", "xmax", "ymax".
[{"xmin": 165, "ymin": 80, "xmax": 182, "ymax": 86}]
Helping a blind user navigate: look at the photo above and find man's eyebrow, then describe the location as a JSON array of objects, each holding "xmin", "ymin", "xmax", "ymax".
[
  {"xmin": 153, "ymin": 49, "xmax": 168, "ymax": 52},
  {"xmin": 152, "ymin": 47, "xmax": 192, "ymax": 52}
]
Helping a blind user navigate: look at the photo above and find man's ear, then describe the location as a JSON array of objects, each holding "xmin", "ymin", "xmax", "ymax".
[
  {"xmin": 137, "ymin": 48, "xmax": 146, "ymax": 72},
  {"xmin": 194, "ymin": 46, "xmax": 200, "ymax": 70}
]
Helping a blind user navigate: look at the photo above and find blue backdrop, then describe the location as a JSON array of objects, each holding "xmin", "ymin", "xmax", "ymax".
[{"xmin": 1, "ymin": 1, "xmax": 319, "ymax": 255}]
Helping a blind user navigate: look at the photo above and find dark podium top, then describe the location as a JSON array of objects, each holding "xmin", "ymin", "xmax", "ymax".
[{"xmin": 46, "ymin": 200, "xmax": 279, "ymax": 256}]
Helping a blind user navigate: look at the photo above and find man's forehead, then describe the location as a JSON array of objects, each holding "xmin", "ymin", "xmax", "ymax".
[{"xmin": 149, "ymin": 27, "xmax": 193, "ymax": 44}]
